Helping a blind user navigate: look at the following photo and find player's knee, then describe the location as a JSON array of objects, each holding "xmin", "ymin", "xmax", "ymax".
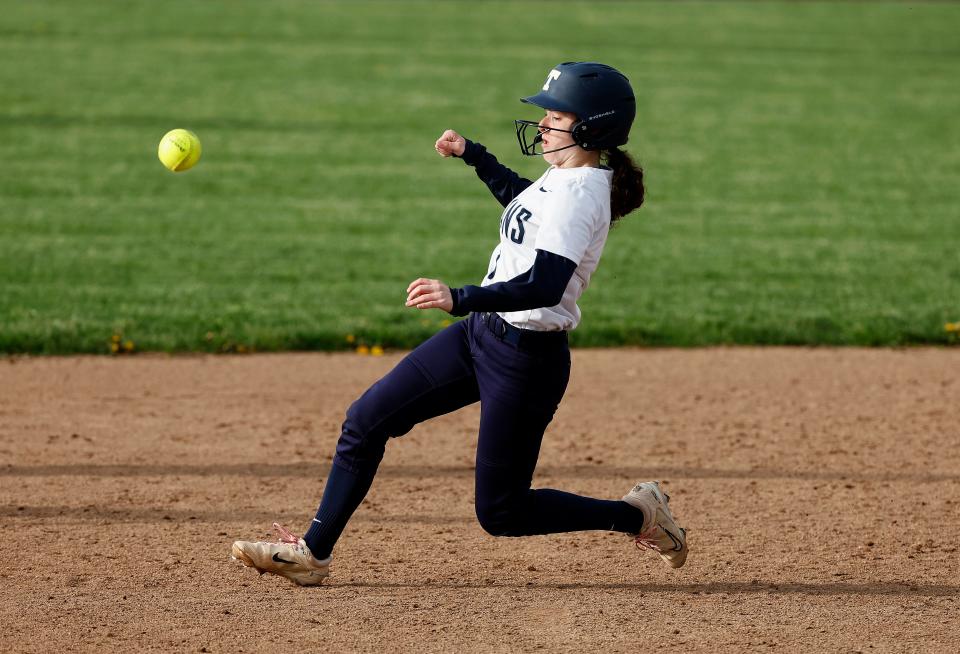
[
  {"xmin": 475, "ymin": 495, "xmax": 527, "ymax": 537},
  {"xmin": 334, "ymin": 424, "xmax": 384, "ymax": 472},
  {"xmin": 336, "ymin": 398, "xmax": 392, "ymax": 469},
  {"xmin": 475, "ymin": 506, "xmax": 514, "ymax": 537},
  {"xmin": 342, "ymin": 381, "xmax": 416, "ymax": 446}
]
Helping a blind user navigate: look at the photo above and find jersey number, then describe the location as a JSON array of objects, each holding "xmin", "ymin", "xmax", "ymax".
[{"xmin": 486, "ymin": 252, "xmax": 500, "ymax": 280}]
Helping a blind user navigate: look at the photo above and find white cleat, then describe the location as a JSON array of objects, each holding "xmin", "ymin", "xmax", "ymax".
[
  {"xmin": 231, "ymin": 523, "xmax": 331, "ymax": 586},
  {"xmin": 622, "ymin": 481, "xmax": 688, "ymax": 569}
]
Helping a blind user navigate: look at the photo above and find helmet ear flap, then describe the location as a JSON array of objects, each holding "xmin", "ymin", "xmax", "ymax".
[
  {"xmin": 571, "ymin": 121, "xmax": 596, "ymax": 151},
  {"xmin": 570, "ymin": 120, "xmax": 602, "ymax": 150}
]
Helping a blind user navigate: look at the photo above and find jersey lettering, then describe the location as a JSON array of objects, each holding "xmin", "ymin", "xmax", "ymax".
[
  {"xmin": 509, "ymin": 208, "xmax": 532, "ymax": 244},
  {"xmin": 543, "ymin": 69, "xmax": 562, "ymax": 91},
  {"xmin": 499, "ymin": 200, "xmax": 532, "ymax": 245},
  {"xmin": 501, "ymin": 201, "xmax": 521, "ymax": 239}
]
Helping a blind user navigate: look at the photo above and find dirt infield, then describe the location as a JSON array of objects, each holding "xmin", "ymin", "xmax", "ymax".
[{"xmin": 2, "ymin": 349, "xmax": 958, "ymax": 653}]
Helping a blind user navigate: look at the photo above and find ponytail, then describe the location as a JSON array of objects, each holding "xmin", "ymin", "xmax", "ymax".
[{"xmin": 604, "ymin": 148, "xmax": 644, "ymax": 222}]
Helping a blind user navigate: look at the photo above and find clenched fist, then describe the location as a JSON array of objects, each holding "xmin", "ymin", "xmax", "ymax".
[
  {"xmin": 406, "ymin": 277, "xmax": 454, "ymax": 313},
  {"xmin": 434, "ymin": 130, "xmax": 466, "ymax": 158}
]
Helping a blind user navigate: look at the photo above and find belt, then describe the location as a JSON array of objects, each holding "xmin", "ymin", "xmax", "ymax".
[{"xmin": 478, "ymin": 312, "xmax": 567, "ymax": 350}]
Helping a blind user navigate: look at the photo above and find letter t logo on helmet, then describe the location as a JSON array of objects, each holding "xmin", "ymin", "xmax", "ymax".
[
  {"xmin": 515, "ymin": 61, "xmax": 636, "ymax": 156},
  {"xmin": 542, "ymin": 69, "xmax": 562, "ymax": 91}
]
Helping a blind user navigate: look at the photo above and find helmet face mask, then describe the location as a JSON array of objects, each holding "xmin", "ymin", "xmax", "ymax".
[
  {"xmin": 514, "ymin": 119, "xmax": 580, "ymax": 156},
  {"xmin": 515, "ymin": 62, "xmax": 635, "ymax": 157}
]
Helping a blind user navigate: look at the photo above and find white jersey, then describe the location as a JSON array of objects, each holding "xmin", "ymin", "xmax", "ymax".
[{"xmin": 481, "ymin": 165, "xmax": 613, "ymax": 331}]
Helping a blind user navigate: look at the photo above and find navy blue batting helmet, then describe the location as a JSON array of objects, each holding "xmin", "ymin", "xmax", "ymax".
[{"xmin": 515, "ymin": 61, "xmax": 636, "ymax": 155}]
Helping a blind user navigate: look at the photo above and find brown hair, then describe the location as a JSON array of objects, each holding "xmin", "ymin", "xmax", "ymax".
[{"xmin": 604, "ymin": 148, "xmax": 644, "ymax": 222}]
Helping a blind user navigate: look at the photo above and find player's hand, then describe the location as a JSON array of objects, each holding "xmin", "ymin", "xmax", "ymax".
[
  {"xmin": 435, "ymin": 130, "xmax": 466, "ymax": 158},
  {"xmin": 405, "ymin": 278, "xmax": 454, "ymax": 313}
]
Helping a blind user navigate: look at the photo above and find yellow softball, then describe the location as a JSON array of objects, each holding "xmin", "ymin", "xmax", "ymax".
[{"xmin": 158, "ymin": 128, "xmax": 202, "ymax": 172}]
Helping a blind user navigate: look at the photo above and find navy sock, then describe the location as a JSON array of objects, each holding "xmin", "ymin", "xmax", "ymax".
[
  {"xmin": 525, "ymin": 490, "xmax": 645, "ymax": 535},
  {"xmin": 303, "ymin": 462, "xmax": 376, "ymax": 560}
]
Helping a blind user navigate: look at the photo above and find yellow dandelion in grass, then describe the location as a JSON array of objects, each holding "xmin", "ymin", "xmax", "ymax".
[
  {"xmin": 111, "ymin": 334, "xmax": 122, "ymax": 343},
  {"xmin": 345, "ymin": 334, "xmax": 356, "ymax": 344},
  {"xmin": 371, "ymin": 345, "xmax": 384, "ymax": 356},
  {"xmin": 946, "ymin": 322, "xmax": 958, "ymax": 333},
  {"xmin": 123, "ymin": 340, "xmax": 135, "ymax": 353},
  {"xmin": 110, "ymin": 342, "xmax": 120, "ymax": 354},
  {"xmin": 356, "ymin": 345, "xmax": 370, "ymax": 355}
]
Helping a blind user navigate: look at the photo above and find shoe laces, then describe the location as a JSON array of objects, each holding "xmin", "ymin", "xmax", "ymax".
[
  {"xmin": 273, "ymin": 522, "xmax": 302, "ymax": 546},
  {"xmin": 633, "ymin": 525, "xmax": 663, "ymax": 553}
]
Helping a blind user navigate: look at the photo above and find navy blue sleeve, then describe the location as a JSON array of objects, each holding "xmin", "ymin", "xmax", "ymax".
[
  {"xmin": 457, "ymin": 139, "xmax": 533, "ymax": 208},
  {"xmin": 448, "ymin": 249, "xmax": 576, "ymax": 317}
]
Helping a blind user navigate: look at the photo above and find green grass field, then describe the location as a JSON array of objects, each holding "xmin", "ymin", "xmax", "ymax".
[{"xmin": 1, "ymin": 1, "xmax": 958, "ymax": 353}]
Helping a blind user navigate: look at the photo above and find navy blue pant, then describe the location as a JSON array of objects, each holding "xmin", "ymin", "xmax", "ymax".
[{"xmin": 305, "ymin": 313, "xmax": 641, "ymax": 558}]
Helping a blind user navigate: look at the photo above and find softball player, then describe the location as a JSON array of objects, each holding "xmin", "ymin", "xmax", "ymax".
[{"xmin": 232, "ymin": 62, "xmax": 688, "ymax": 585}]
